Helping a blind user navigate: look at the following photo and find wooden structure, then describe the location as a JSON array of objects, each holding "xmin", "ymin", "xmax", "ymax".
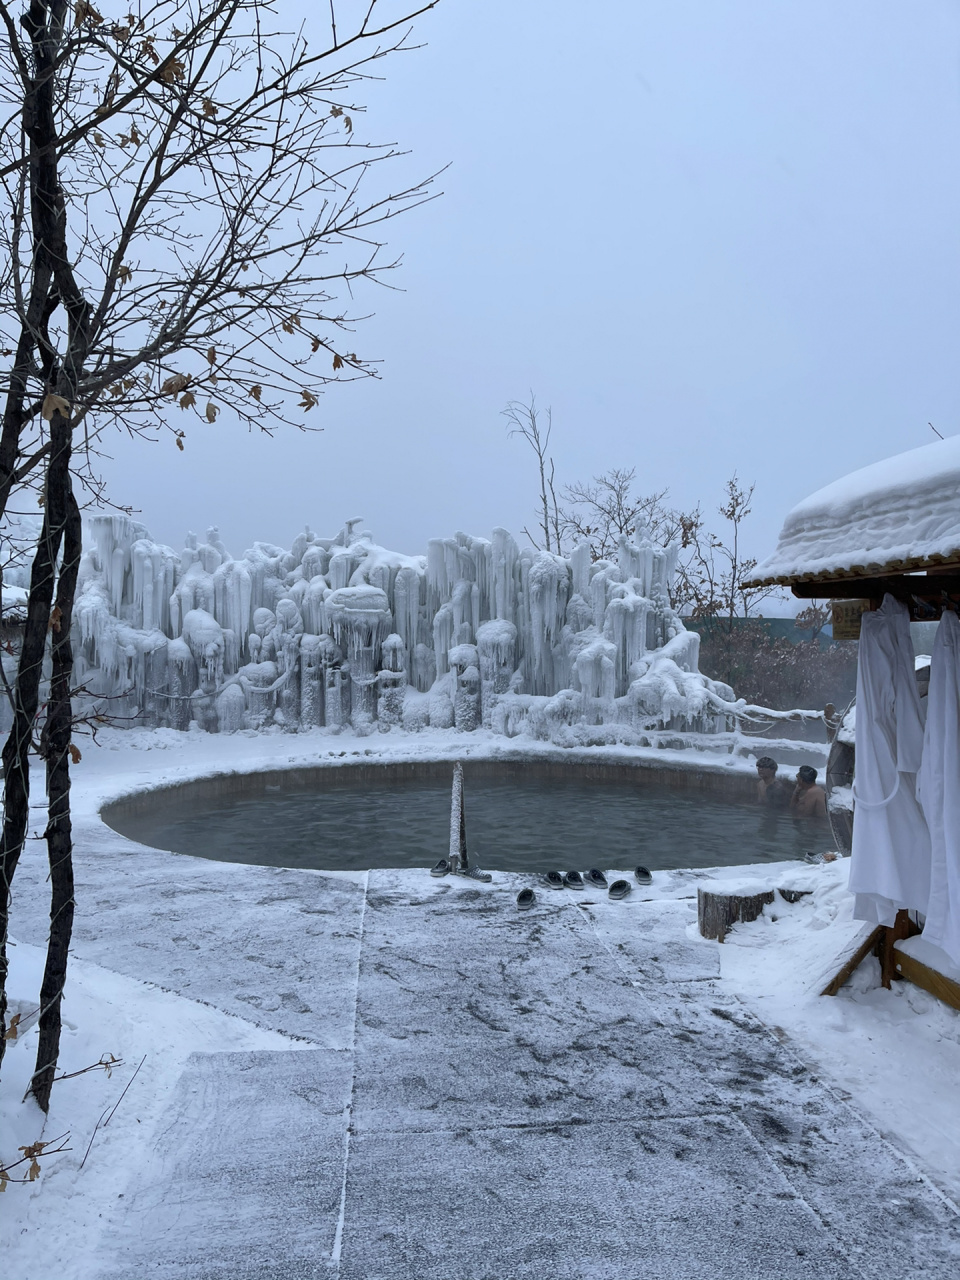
[{"xmin": 745, "ymin": 439, "xmax": 960, "ymax": 1009}]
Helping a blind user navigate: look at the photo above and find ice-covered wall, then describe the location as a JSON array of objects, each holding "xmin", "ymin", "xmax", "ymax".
[{"xmin": 70, "ymin": 516, "xmax": 737, "ymax": 744}]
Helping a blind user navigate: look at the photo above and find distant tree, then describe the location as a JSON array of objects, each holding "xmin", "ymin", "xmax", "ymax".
[
  {"xmin": 678, "ymin": 475, "xmax": 779, "ymax": 624},
  {"xmin": 0, "ymin": 0, "xmax": 441, "ymax": 1108},
  {"xmin": 506, "ymin": 410, "xmax": 777, "ymax": 620},
  {"xmin": 559, "ymin": 468, "xmax": 684, "ymax": 562},
  {"xmin": 502, "ymin": 394, "xmax": 561, "ymax": 552}
]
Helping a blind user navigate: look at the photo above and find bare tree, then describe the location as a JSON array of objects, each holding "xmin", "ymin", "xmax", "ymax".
[
  {"xmin": 0, "ymin": 0, "xmax": 442, "ymax": 1107},
  {"xmin": 559, "ymin": 466, "xmax": 692, "ymax": 562},
  {"xmin": 512, "ymin": 433, "xmax": 779, "ymax": 623},
  {"xmin": 502, "ymin": 393, "xmax": 561, "ymax": 552},
  {"xmin": 680, "ymin": 474, "xmax": 777, "ymax": 623}
]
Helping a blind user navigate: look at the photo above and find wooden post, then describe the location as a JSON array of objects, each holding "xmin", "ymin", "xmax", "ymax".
[{"xmin": 879, "ymin": 909, "xmax": 920, "ymax": 989}]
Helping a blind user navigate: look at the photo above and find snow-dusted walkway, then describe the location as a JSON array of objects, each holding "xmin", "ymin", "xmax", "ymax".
[
  {"xmin": 4, "ymin": 732, "xmax": 959, "ymax": 1277},
  {"xmin": 8, "ymin": 845, "xmax": 960, "ymax": 1276}
]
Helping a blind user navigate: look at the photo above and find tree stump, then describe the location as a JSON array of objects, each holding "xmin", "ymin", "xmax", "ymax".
[{"xmin": 698, "ymin": 886, "xmax": 774, "ymax": 942}]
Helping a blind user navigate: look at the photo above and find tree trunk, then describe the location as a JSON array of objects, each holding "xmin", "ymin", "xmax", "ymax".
[
  {"xmin": 0, "ymin": 0, "xmax": 89, "ymax": 1072},
  {"xmin": 0, "ymin": 467, "xmax": 68, "ymax": 1069},
  {"xmin": 30, "ymin": 486, "xmax": 81, "ymax": 1111}
]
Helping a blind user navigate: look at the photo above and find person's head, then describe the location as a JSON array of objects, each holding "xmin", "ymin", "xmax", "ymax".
[
  {"xmin": 796, "ymin": 765, "xmax": 818, "ymax": 789},
  {"xmin": 756, "ymin": 756, "xmax": 777, "ymax": 783}
]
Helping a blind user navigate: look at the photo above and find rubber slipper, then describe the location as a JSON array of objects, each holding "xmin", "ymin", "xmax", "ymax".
[
  {"xmin": 585, "ymin": 869, "xmax": 608, "ymax": 888},
  {"xmin": 609, "ymin": 879, "xmax": 632, "ymax": 900},
  {"xmin": 430, "ymin": 859, "xmax": 451, "ymax": 877},
  {"xmin": 634, "ymin": 866, "xmax": 653, "ymax": 885},
  {"xmin": 516, "ymin": 888, "xmax": 536, "ymax": 910},
  {"xmin": 564, "ymin": 871, "xmax": 585, "ymax": 890},
  {"xmin": 543, "ymin": 871, "xmax": 565, "ymax": 889}
]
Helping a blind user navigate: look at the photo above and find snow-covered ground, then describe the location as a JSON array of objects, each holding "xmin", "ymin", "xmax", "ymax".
[{"xmin": 2, "ymin": 729, "xmax": 958, "ymax": 1278}]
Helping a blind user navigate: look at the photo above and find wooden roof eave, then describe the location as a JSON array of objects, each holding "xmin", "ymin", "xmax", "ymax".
[{"xmin": 745, "ymin": 551, "xmax": 960, "ymax": 598}]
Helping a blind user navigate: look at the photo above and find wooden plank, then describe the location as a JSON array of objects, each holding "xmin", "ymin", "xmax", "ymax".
[
  {"xmin": 893, "ymin": 947, "xmax": 960, "ymax": 1014},
  {"xmin": 820, "ymin": 925, "xmax": 883, "ymax": 997}
]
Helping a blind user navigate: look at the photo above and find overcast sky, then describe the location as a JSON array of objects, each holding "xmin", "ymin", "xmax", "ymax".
[{"xmin": 97, "ymin": 0, "xmax": 960, "ymax": 571}]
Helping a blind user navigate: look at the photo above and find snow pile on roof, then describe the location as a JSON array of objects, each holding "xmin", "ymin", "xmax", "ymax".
[{"xmin": 751, "ymin": 435, "xmax": 960, "ymax": 583}]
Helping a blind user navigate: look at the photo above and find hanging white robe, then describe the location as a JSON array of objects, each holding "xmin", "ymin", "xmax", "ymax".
[
  {"xmin": 917, "ymin": 610, "xmax": 960, "ymax": 966},
  {"xmin": 848, "ymin": 594, "xmax": 931, "ymax": 925}
]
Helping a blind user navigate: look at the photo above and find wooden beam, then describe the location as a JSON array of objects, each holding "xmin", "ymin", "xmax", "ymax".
[
  {"xmin": 893, "ymin": 946, "xmax": 960, "ymax": 1013},
  {"xmin": 820, "ymin": 925, "xmax": 883, "ymax": 996},
  {"xmin": 791, "ymin": 574, "xmax": 960, "ymax": 600}
]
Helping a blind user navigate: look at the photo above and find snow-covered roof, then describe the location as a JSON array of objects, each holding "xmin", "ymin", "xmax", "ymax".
[{"xmin": 749, "ymin": 435, "xmax": 960, "ymax": 585}]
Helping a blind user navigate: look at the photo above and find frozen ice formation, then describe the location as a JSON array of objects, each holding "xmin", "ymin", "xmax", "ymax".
[{"xmin": 66, "ymin": 516, "xmax": 739, "ymax": 744}]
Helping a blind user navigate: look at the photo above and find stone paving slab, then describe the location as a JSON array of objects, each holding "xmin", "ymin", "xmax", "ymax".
[
  {"xmin": 577, "ymin": 897, "xmax": 720, "ymax": 984},
  {"xmin": 353, "ymin": 877, "xmax": 717, "ymax": 1131},
  {"xmin": 735, "ymin": 1097, "xmax": 960, "ymax": 1277},
  {"xmin": 12, "ymin": 823, "xmax": 366, "ymax": 1047},
  {"xmin": 13, "ymin": 845, "xmax": 960, "ymax": 1279},
  {"xmin": 93, "ymin": 1049, "xmax": 350, "ymax": 1280},
  {"xmin": 338, "ymin": 1114, "xmax": 859, "ymax": 1280}
]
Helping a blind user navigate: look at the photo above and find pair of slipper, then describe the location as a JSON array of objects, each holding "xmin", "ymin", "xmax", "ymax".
[
  {"xmin": 544, "ymin": 869, "xmax": 611, "ymax": 890},
  {"xmin": 525, "ymin": 869, "xmax": 632, "ymax": 906},
  {"xmin": 543, "ymin": 869, "xmax": 589, "ymax": 891},
  {"xmin": 430, "ymin": 858, "xmax": 493, "ymax": 882}
]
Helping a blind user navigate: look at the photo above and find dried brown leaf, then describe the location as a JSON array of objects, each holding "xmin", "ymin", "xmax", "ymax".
[
  {"xmin": 4, "ymin": 1013, "xmax": 21, "ymax": 1042},
  {"xmin": 178, "ymin": 391, "xmax": 196, "ymax": 410},
  {"xmin": 205, "ymin": 402, "xmax": 218, "ymax": 423},
  {"xmin": 160, "ymin": 373, "xmax": 190, "ymax": 398},
  {"xmin": 75, "ymin": 1, "xmax": 103, "ymax": 25},
  {"xmin": 300, "ymin": 389, "xmax": 318, "ymax": 411},
  {"xmin": 206, "ymin": 347, "xmax": 216, "ymax": 366},
  {"xmin": 69, "ymin": 744, "xmax": 82, "ymax": 765},
  {"xmin": 249, "ymin": 385, "xmax": 262, "ymax": 403},
  {"xmin": 41, "ymin": 394, "xmax": 72, "ymax": 422},
  {"xmin": 332, "ymin": 353, "xmax": 343, "ymax": 371},
  {"xmin": 160, "ymin": 57, "xmax": 185, "ymax": 83},
  {"xmin": 49, "ymin": 605, "xmax": 62, "ymax": 634}
]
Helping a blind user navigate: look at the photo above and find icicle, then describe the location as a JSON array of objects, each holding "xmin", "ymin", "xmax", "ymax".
[{"xmin": 70, "ymin": 515, "xmax": 734, "ymax": 745}]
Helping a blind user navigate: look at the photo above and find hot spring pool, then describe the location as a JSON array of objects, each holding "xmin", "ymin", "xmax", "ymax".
[{"xmin": 103, "ymin": 761, "xmax": 834, "ymax": 873}]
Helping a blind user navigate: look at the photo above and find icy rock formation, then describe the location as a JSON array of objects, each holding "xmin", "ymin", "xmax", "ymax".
[{"xmin": 70, "ymin": 516, "xmax": 737, "ymax": 744}]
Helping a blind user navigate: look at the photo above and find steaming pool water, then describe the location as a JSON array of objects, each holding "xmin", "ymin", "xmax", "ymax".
[{"xmin": 103, "ymin": 763, "xmax": 834, "ymax": 874}]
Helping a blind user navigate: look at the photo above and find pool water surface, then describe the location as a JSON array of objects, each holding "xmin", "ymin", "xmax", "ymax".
[{"xmin": 108, "ymin": 775, "xmax": 835, "ymax": 873}]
